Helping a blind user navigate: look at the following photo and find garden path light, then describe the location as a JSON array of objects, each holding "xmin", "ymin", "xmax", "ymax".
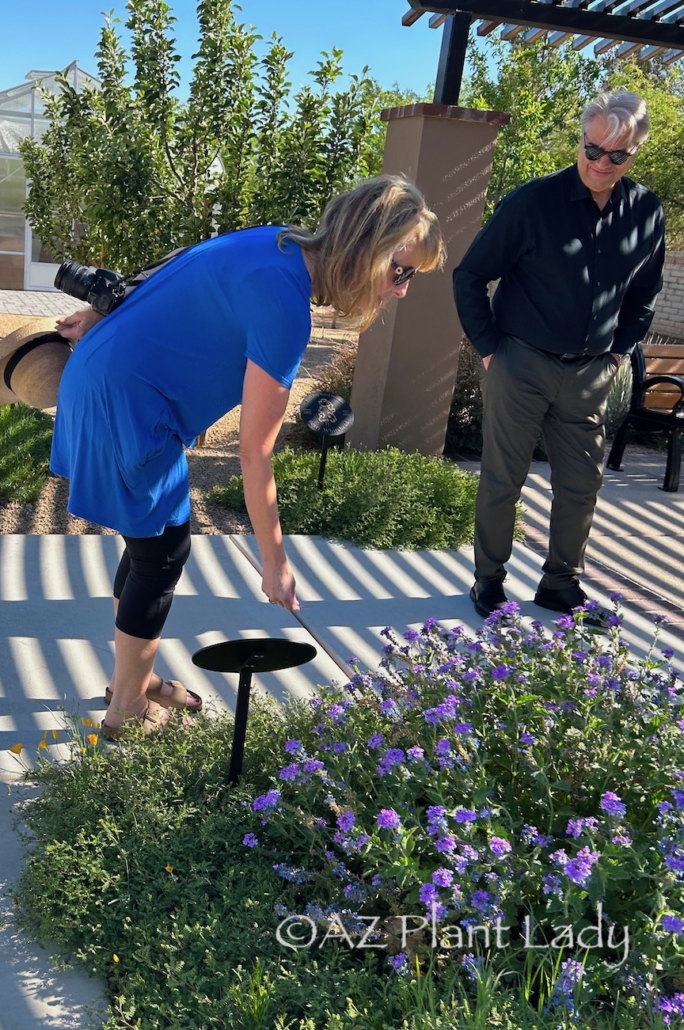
[{"xmin": 192, "ymin": 637, "xmax": 316, "ymax": 785}]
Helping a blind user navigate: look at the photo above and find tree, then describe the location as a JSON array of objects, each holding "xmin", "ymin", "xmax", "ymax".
[
  {"xmin": 460, "ymin": 36, "xmax": 604, "ymax": 216},
  {"xmin": 20, "ymin": 0, "xmax": 381, "ymax": 273},
  {"xmin": 605, "ymin": 60, "xmax": 684, "ymax": 249},
  {"xmin": 460, "ymin": 36, "xmax": 684, "ymax": 247}
]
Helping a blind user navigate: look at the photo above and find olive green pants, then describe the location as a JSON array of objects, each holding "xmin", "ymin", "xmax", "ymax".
[{"xmin": 475, "ymin": 335, "xmax": 617, "ymax": 590}]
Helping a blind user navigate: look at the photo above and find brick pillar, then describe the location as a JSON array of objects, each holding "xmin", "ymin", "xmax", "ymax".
[{"xmin": 347, "ymin": 104, "xmax": 509, "ymax": 455}]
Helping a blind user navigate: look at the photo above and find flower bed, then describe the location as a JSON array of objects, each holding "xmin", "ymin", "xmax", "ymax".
[{"xmin": 12, "ymin": 603, "xmax": 684, "ymax": 1028}]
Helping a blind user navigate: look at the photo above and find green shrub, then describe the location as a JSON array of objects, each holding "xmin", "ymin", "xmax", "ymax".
[
  {"xmin": 210, "ymin": 445, "xmax": 486, "ymax": 550},
  {"xmin": 0, "ymin": 402, "xmax": 54, "ymax": 502},
  {"xmin": 11, "ymin": 607, "xmax": 683, "ymax": 1028}
]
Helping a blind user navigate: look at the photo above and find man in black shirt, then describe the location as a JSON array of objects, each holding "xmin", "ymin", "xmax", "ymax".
[{"xmin": 453, "ymin": 90, "xmax": 665, "ymax": 621}]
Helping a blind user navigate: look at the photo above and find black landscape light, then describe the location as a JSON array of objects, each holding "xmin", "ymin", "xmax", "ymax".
[
  {"xmin": 299, "ymin": 390, "xmax": 354, "ymax": 489},
  {"xmin": 192, "ymin": 637, "xmax": 317, "ymax": 784}
]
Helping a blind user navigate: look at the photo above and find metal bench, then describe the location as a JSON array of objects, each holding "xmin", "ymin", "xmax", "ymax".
[{"xmin": 606, "ymin": 340, "xmax": 684, "ymax": 492}]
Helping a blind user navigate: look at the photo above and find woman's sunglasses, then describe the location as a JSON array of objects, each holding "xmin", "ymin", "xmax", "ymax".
[
  {"xmin": 391, "ymin": 259, "xmax": 418, "ymax": 286},
  {"xmin": 583, "ymin": 133, "xmax": 640, "ymax": 166}
]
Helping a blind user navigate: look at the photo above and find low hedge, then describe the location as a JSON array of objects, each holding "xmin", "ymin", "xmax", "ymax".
[{"xmin": 209, "ymin": 446, "xmax": 493, "ymax": 550}]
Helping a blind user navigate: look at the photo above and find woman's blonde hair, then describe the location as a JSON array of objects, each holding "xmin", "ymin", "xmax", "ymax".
[{"xmin": 279, "ymin": 174, "xmax": 446, "ymax": 330}]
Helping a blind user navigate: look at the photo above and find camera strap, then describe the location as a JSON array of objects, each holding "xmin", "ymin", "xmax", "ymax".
[{"xmin": 120, "ymin": 246, "xmax": 191, "ymax": 304}]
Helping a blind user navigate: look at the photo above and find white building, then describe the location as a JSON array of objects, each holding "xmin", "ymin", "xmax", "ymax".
[{"xmin": 0, "ymin": 62, "xmax": 98, "ymax": 291}]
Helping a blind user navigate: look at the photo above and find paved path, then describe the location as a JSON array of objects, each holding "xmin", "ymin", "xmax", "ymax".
[{"xmin": 0, "ymin": 291, "xmax": 82, "ymax": 317}]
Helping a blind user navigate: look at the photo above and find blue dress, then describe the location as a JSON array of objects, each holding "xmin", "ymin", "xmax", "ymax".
[{"xmin": 50, "ymin": 227, "xmax": 312, "ymax": 537}]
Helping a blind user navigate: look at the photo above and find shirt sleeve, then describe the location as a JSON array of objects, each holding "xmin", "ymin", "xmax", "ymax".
[
  {"xmin": 240, "ymin": 268, "xmax": 312, "ymax": 388},
  {"xmin": 452, "ymin": 187, "xmax": 535, "ymax": 358},
  {"xmin": 611, "ymin": 203, "xmax": 666, "ymax": 354}
]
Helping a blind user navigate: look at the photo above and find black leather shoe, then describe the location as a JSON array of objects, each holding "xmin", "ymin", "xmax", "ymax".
[
  {"xmin": 470, "ymin": 579, "xmax": 508, "ymax": 618},
  {"xmin": 534, "ymin": 583, "xmax": 610, "ymax": 628},
  {"xmin": 534, "ymin": 583, "xmax": 588, "ymax": 613}
]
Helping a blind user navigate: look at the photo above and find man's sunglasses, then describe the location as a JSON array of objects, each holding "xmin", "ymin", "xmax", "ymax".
[
  {"xmin": 391, "ymin": 259, "xmax": 418, "ymax": 286},
  {"xmin": 583, "ymin": 133, "xmax": 639, "ymax": 166}
]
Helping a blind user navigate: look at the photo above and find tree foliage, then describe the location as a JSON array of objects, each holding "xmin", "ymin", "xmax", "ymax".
[
  {"xmin": 20, "ymin": 0, "xmax": 392, "ymax": 273},
  {"xmin": 461, "ymin": 36, "xmax": 684, "ymax": 247}
]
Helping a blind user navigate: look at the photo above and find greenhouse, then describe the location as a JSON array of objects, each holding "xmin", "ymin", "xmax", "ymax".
[{"xmin": 0, "ymin": 61, "xmax": 97, "ymax": 291}]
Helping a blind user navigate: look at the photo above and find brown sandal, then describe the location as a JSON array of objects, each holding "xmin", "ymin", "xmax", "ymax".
[
  {"xmin": 100, "ymin": 704, "xmax": 169, "ymax": 742},
  {"xmin": 104, "ymin": 679, "xmax": 202, "ymax": 712}
]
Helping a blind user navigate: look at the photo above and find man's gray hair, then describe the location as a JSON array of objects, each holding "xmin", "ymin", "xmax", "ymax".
[{"xmin": 581, "ymin": 90, "xmax": 649, "ymax": 148}]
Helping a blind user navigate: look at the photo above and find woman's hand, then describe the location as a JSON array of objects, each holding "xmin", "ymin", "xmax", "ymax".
[
  {"xmin": 55, "ymin": 306, "xmax": 103, "ymax": 342},
  {"xmin": 262, "ymin": 557, "xmax": 300, "ymax": 611}
]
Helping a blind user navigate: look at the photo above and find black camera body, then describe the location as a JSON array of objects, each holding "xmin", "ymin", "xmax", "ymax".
[{"xmin": 54, "ymin": 261, "xmax": 128, "ymax": 316}]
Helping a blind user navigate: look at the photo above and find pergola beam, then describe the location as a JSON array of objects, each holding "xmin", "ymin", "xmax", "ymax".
[{"xmin": 405, "ymin": 0, "xmax": 684, "ymax": 47}]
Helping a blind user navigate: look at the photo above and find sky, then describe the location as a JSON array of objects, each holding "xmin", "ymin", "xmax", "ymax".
[{"xmin": 0, "ymin": 0, "xmax": 444, "ymax": 98}]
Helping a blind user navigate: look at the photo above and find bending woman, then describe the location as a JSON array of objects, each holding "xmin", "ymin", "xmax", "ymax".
[{"xmin": 52, "ymin": 174, "xmax": 445, "ymax": 740}]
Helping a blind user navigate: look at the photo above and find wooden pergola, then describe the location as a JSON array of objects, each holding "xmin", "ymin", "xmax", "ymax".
[{"xmin": 403, "ymin": 0, "xmax": 684, "ymax": 104}]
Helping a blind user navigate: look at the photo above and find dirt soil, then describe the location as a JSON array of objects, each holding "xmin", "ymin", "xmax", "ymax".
[{"xmin": 0, "ymin": 318, "xmax": 358, "ymax": 536}]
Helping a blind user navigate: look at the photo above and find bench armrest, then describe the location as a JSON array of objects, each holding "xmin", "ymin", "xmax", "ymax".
[{"xmin": 643, "ymin": 374, "xmax": 684, "ymax": 414}]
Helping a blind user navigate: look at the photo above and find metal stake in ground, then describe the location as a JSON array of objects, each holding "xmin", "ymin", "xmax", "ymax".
[
  {"xmin": 299, "ymin": 390, "xmax": 354, "ymax": 490},
  {"xmin": 191, "ymin": 637, "xmax": 317, "ymax": 785}
]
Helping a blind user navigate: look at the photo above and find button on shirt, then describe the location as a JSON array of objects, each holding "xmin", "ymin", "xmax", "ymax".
[{"xmin": 453, "ymin": 164, "xmax": 665, "ymax": 359}]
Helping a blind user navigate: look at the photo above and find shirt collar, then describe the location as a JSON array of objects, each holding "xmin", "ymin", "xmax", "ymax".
[{"xmin": 569, "ymin": 162, "xmax": 626, "ymax": 208}]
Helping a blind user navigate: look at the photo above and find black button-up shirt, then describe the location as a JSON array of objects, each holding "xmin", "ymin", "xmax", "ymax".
[{"xmin": 453, "ymin": 164, "xmax": 665, "ymax": 358}]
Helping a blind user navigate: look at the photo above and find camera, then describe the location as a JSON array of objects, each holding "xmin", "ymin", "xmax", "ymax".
[{"xmin": 54, "ymin": 261, "xmax": 128, "ymax": 317}]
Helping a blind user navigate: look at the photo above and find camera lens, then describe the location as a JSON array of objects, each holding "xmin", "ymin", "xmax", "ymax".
[{"xmin": 54, "ymin": 261, "xmax": 97, "ymax": 302}]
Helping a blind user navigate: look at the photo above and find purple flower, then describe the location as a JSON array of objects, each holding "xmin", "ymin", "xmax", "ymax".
[
  {"xmin": 663, "ymin": 647, "xmax": 675, "ymax": 659},
  {"xmin": 454, "ymin": 722, "xmax": 473, "ymax": 734},
  {"xmin": 419, "ymin": 882, "xmax": 439, "ymax": 905},
  {"xmin": 489, "ymin": 836, "xmax": 512, "ymax": 858},
  {"xmin": 551, "ymin": 849, "xmax": 569, "ymax": 867},
  {"xmin": 566, "ymin": 817, "xmax": 599, "ymax": 839},
  {"xmin": 564, "ymin": 847, "xmax": 600, "ymax": 885},
  {"xmin": 662, "ymin": 915, "xmax": 684, "ymax": 934},
  {"xmin": 455, "ymin": 808, "xmax": 478, "ymax": 824},
  {"xmin": 252, "ymin": 789, "xmax": 281, "ymax": 811},
  {"xmin": 389, "ymin": 952, "xmax": 408, "ymax": 973},
  {"xmin": 520, "ymin": 732, "xmax": 535, "ymax": 746},
  {"xmin": 367, "ymin": 733, "xmax": 384, "ymax": 749},
  {"xmin": 332, "ymin": 741, "xmax": 348, "ymax": 754},
  {"xmin": 432, "ymin": 867, "xmax": 454, "ymax": 888},
  {"xmin": 471, "ymin": 889, "xmax": 492, "ymax": 911},
  {"xmin": 435, "ymin": 738, "xmax": 452, "ymax": 756},
  {"xmin": 403, "ymin": 629, "xmax": 420, "ymax": 642},
  {"xmin": 426, "ymin": 805, "xmax": 447, "ymax": 833},
  {"xmin": 434, "ymin": 834, "xmax": 457, "ymax": 853},
  {"xmin": 491, "ymin": 664, "xmax": 512, "ymax": 680},
  {"xmin": 407, "ymin": 746, "xmax": 424, "ymax": 762},
  {"xmin": 659, "ymin": 994, "xmax": 684, "ymax": 1023},
  {"xmin": 302, "ymin": 759, "xmax": 325, "ymax": 774},
  {"xmin": 522, "ymin": 824, "xmax": 553, "ymax": 847},
  {"xmin": 673, "ymin": 790, "xmax": 684, "ymax": 810},
  {"xmin": 337, "ymin": 811, "xmax": 355, "ymax": 832},
  {"xmin": 377, "ymin": 808, "xmax": 401, "ymax": 830},
  {"xmin": 612, "ymin": 834, "xmax": 631, "ymax": 847},
  {"xmin": 242, "ymin": 833, "xmax": 259, "ymax": 848},
  {"xmin": 284, "ymin": 739, "xmax": 302, "ymax": 753},
  {"xmin": 542, "ymin": 874, "xmax": 563, "ymax": 897},
  {"xmin": 555, "ymin": 615, "xmax": 574, "ymax": 630},
  {"xmin": 279, "ymin": 763, "xmax": 300, "ymax": 781},
  {"xmin": 600, "ymin": 791, "xmax": 627, "ymax": 817}
]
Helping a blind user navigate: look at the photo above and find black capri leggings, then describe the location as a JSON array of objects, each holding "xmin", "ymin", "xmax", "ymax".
[{"xmin": 113, "ymin": 521, "xmax": 192, "ymax": 639}]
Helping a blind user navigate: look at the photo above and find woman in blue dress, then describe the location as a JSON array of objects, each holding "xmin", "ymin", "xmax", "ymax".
[{"xmin": 52, "ymin": 174, "xmax": 445, "ymax": 739}]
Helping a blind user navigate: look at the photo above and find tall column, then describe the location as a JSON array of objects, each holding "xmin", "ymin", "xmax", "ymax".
[{"xmin": 347, "ymin": 104, "xmax": 509, "ymax": 455}]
